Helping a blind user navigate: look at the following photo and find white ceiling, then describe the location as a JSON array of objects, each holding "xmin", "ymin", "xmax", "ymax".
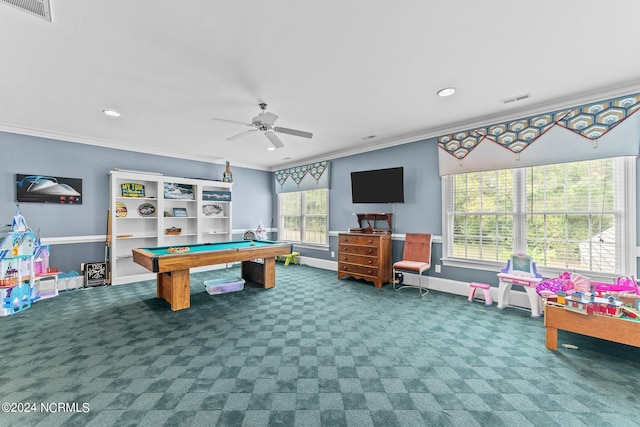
[{"xmin": 2, "ymin": 1, "xmax": 640, "ymax": 171}]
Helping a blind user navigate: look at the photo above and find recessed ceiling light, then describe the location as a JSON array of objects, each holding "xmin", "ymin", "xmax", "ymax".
[
  {"xmin": 266, "ymin": 147, "xmax": 276, "ymax": 151},
  {"xmin": 103, "ymin": 109, "xmax": 121, "ymax": 117},
  {"xmin": 437, "ymin": 87, "xmax": 456, "ymax": 97}
]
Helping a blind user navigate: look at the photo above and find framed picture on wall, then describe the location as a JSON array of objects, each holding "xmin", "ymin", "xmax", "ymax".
[{"xmin": 16, "ymin": 174, "xmax": 83, "ymax": 204}]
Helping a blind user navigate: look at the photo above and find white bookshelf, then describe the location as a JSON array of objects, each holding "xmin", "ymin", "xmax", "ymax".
[{"xmin": 109, "ymin": 170, "xmax": 232, "ymax": 284}]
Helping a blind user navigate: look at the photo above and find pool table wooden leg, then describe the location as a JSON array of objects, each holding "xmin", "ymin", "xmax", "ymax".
[
  {"xmin": 241, "ymin": 257, "xmax": 277, "ymax": 289},
  {"xmin": 158, "ymin": 269, "xmax": 190, "ymax": 311},
  {"xmin": 263, "ymin": 257, "xmax": 276, "ymax": 289}
]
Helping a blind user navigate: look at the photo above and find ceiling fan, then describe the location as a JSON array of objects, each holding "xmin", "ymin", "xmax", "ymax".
[{"xmin": 211, "ymin": 103, "xmax": 313, "ymax": 149}]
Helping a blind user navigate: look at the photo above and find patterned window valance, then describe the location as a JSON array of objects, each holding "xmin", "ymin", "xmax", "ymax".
[
  {"xmin": 274, "ymin": 161, "xmax": 330, "ymax": 193},
  {"xmin": 437, "ymin": 93, "xmax": 640, "ymax": 175}
]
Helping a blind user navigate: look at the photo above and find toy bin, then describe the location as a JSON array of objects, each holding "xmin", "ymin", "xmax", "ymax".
[{"xmin": 205, "ymin": 277, "xmax": 245, "ymax": 295}]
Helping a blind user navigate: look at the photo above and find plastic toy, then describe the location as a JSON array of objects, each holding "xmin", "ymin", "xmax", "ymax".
[{"xmin": 497, "ymin": 254, "xmax": 544, "ymax": 317}]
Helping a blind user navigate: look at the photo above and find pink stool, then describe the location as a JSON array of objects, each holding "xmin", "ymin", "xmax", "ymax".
[{"xmin": 468, "ymin": 282, "xmax": 493, "ymax": 305}]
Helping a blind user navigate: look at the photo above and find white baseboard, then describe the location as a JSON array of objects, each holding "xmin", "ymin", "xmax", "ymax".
[
  {"xmin": 299, "ymin": 256, "xmax": 337, "ymax": 271},
  {"xmin": 300, "ymin": 256, "xmax": 536, "ymax": 311}
]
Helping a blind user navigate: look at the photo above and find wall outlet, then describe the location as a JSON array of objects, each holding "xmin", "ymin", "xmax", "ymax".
[
  {"xmin": 331, "ymin": 251, "xmax": 335, "ymax": 258},
  {"xmin": 435, "ymin": 264, "xmax": 441, "ymax": 273}
]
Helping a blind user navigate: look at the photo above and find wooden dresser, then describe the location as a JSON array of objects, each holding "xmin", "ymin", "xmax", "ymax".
[{"xmin": 337, "ymin": 232, "xmax": 392, "ymax": 288}]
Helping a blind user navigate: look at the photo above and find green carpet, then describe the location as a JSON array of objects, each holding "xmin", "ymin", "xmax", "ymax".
[{"xmin": 1, "ymin": 264, "xmax": 638, "ymax": 426}]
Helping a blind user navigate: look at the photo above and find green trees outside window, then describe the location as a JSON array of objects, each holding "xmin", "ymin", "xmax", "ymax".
[
  {"xmin": 279, "ymin": 189, "xmax": 328, "ymax": 245},
  {"xmin": 447, "ymin": 158, "xmax": 621, "ymax": 274}
]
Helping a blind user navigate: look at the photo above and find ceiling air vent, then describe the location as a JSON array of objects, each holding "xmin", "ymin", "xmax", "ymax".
[
  {"xmin": 501, "ymin": 93, "xmax": 531, "ymax": 105},
  {"xmin": 1, "ymin": 0, "xmax": 52, "ymax": 22}
]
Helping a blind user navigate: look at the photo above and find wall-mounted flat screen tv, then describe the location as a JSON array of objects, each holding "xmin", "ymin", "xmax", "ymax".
[{"xmin": 351, "ymin": 167, "xmax": 404, "ymax": 203}]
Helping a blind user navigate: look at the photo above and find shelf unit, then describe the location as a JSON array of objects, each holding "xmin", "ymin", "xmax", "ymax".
[{"xmin": 109, "ymin": 170, "xmax": 232, "ymax": 285}]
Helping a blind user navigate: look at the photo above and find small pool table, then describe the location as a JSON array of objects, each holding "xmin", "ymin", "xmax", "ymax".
[{"xmin": 132, "ymin": 240, "xmax": 292, "ymax": 311}]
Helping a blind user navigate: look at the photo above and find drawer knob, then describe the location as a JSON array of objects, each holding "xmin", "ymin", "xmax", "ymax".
[
  {"xmin": 343, "ymin": 266, "xmax": 348, "ymax": 271},
  {"xmin": 368, "ymin": 249, "xmax": 372, "ymax": 253},
  {"xmin": 367, "ymin": 270, "xmax": 372, "ymax": 274},
  {"xmin": 368, "ymin": 260, "xmax": 372, "ymax": 264},
  {"xmin": 368, "ymin": 239, "xmax": 372, "ymax": 243},
  {"xmin": 343, "ymin": 256, "xmax": 348, "ymax": 260}
]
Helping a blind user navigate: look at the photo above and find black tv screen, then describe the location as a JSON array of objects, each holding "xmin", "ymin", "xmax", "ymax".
[{"xmin": 351, "ymin": 167, "xmax": 404, "ymax": 203}]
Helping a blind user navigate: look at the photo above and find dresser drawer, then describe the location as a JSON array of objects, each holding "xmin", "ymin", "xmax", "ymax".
[
  {"xmin": 339, "ymin": 245, "xmax": 378, "ymax": 257},
  {"xmin": 338, "ymin": 253, "xmax": 378, "ymax": 267},
  {"xmin": 338, "ymin": 262, "xmax": 379, "ymax": 278},
  {"xmin": 338, "ymin": 234, "xmax": 380, "ymax": 246}
]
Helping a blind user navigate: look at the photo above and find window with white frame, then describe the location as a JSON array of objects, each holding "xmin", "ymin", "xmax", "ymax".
[
  {"xmin": 278, "ymin": 188, "xmax": 328, "ymax": 245},
  {"xmin": 443, "ymin": 157, "xmax": 636, "ymax": 277}
]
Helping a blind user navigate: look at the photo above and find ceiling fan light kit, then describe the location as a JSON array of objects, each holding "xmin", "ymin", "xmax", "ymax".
[
  {"xmin": 212, "ymin": 103, "xmax": 312, "ymax": 149},
  {"xmin": 437, "ymin": 87, "xmax": 456, "ymax": 97}
]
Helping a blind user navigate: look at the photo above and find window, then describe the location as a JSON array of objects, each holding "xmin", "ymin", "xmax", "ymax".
[
  {"xmin": 443, "ymin": 157, "xmax": 636, "ymax": 278},
  {"xmin": 278, "ymin": 188, "xmax": 328, "ymax": 245}
]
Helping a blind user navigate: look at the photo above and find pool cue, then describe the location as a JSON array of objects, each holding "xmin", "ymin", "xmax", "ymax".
[{"xmin": 105, "ymin": 208, "xmax": 112, "ymax": 285}]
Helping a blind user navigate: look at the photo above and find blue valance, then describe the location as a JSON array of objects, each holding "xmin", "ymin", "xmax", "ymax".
[
  {"xmin": 274, "ymin": 161, "xmax": 330, "ymax": 193},
  {"xmin": 437, "ymin": 93, "xmax": 640, "ymax": 175}
]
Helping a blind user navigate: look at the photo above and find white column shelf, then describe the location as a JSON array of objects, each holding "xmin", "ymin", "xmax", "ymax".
[{"xmin": 109, "ymin": 170, "xmax": 232, "ymax": 285}]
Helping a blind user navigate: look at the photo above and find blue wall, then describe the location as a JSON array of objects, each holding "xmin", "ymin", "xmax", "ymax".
[
  {"xmin": 3, "ymin": 129, "xmax": 638, "ymax": 286},
  {"xmin": 330, "ymin": 140, "xmax": 441, "ymax": 234},
  {"xmin": 309, "ymin": 138, "xmax": 503, "ymax": 286},
  {"xmin": 292, "ymin": 137, "xmax": 640, "ymax": 287},
  {"xmin": 0, "ymin": 131, "xmax": 273, "ymax": 272}
]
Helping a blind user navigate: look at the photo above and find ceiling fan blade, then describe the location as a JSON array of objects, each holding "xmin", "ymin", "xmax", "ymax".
[
  {"xmin": 273, "ymin": 126, "xmax": 313, "ymax": 139},
  {"xmin": 211, "ymin": 118, "xmax": 253, "ymax": 127},
  {"xmin": 265, "ymin": 131, "xmax": 285, "ymax": 148},
  {"xmin": 227, "ymin": 129, "xmax": 257, "ymax": 141}
]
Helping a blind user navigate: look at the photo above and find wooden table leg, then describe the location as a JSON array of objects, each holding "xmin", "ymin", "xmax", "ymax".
[
  {"xmin": 241, "ymin": 258, "xmax": 276, "ymax": 289},
  {"xmin": 263, "ymin": 257, "xmax": 276, "ymax": 289},
  {"xmin": 158, "ymin": 269, "xmax": 190, "ymax": 311},
  {"xmin": 546, "ymin": 326, "xmax": 558, "ymax": 351},
  {"xmin": 156, "ymin": 272, "xmax": 164, "ymax": 299}
]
